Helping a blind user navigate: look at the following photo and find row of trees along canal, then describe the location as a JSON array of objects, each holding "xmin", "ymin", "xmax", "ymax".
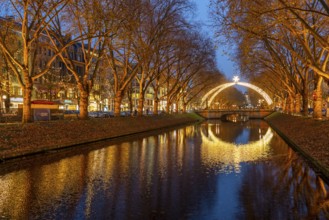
[
  {"xmin": 211, "ymin": 0, "xmax": 329, "ymax": 119},
  {"xmin": 0, "ymin": 0, "xmax": 224, "ymax": 123}
]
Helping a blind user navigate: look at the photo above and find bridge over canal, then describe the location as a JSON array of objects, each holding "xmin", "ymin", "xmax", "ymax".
[
  {"xmin": 196, "ymin": 76, "xmax": 275, "ymax": 119},
  {"xmin": 196, "ymin": 109, "xmax": 274, "ymax": 119}
]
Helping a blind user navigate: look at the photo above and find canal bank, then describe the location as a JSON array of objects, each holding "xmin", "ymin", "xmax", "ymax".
[
  {"xmin": 0, "ymin": 113, "xmax": 204, "ymax": 161},
  {"xmin": 1, "ymin": 112, "xmax": 329, "ymax": 183},
  {"xmin": 265, "ymin": 112, "xmax": 329, "ymax": 182},
  {"xmin": 2, "ymin": 116, "xmax": 327, "ymax": 219}
]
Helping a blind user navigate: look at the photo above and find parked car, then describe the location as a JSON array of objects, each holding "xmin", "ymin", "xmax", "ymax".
[
  {"xmin": 322, "ymin": 108, "xmax": 327, "ymax": 116},
  {"xmin": 88, "ymin": 111, "xmax": 98, "ymax": 118},
  {"xmin": 308, "ymin": 108, "xmax": 313, "ymax": 115},
  {"xmin": 120, "ymin": 111, "xmax": 131, "ymax": 117},
  {"xmin": 307, "ymin": 108, "xmax": 327, "ymax": 116},
  {"xmin": 64, "ymin": 110, "xmax": 79, "ymax": 119},
  {"xmin": 88, "ymin": 111, "xmax": 114, "ymax": 118},
  {"xmin": 102, "ymin": 111, "xmax": 114, "ymax": 118}
]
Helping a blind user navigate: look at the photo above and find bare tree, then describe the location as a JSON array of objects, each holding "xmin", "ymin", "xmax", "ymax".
[
  {"xmin": 132, "ymin": 0, "xmax": 190, "ymax": 116},
  {"xmin": 103, "ymin": 0, "xmax": 141, "ymax": 117},
  {"xmin": 211, "ymin": 0, "xmax": 329, "ymax": 118},
  {"xmin": 160, "ymin": 30, "xmax": 216, "ymax": 113},
  {"xmin": 0, "ymin": 0, "xmax": 69, "ymax": 123},
  {"xmin": 48, "ymin": 0, "xmax": 115, "ymax": 119},
  {"xmin": 0, "ymin": 26, "xmax": 16, "ymax": 113}
]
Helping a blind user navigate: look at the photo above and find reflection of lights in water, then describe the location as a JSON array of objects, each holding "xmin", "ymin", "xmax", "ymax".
[
  {"xmin": 0, "ymin": 170, "xmax": 29, "ymax": 219},
  {"xmin": 201, "ymin": 126, "xmax": 274, "ymax": 174},
  {"xmin": 216, "ymin": 123, "xmax": 220, "ymax": 134},
  {"xmin": 226, "ymin": 114, "xmax": 249, "ymax": 122}
]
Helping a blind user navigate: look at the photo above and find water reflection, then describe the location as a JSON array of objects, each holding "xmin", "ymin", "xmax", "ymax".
[
  {"xmin": 200, "ymin": 121, "xmax": 273, "ymax": 173},
  {"xmin": 237, "ymin": 145, "xmax": 329, "ymax": 219},
  {"xmin": 0, "ymin": 120, "xmax": 328, "ymax": 219}
]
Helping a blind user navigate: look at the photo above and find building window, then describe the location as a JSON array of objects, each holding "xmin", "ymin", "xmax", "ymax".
[
  {"xmin": 77, "ymin": 54, "xmax": 82, "ymax": 62},
  {"xmin": 18, "ymin": 88, "xmax": 23, "ymax": 96},
  {"xmin": 76, "ymin": 66, "xmax": 83, "ymax": 74}
]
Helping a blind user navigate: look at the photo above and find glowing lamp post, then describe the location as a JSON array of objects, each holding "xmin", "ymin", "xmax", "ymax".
[{"xmin": 1, "ymin": 95, "xmax": 7, "ymax": 113}]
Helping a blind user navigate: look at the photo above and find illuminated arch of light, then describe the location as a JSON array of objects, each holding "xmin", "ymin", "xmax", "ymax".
[
  {"xmin": 200, "ymin": 125, "xmax": 274, "ymax": 172},
  {"xmin": 201, "ymin": 78, "xmax": 273, "ymax": 107}
]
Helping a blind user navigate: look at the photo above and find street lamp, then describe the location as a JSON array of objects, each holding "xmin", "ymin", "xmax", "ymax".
[{"xmin": 1, "ymin": 95, "xmax": 7, "ymax": 113}]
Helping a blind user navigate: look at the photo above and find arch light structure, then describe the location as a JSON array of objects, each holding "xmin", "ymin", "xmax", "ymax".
[{"xmin": 201, "ymin": 76, "xmax": 273, "ymax": 107}]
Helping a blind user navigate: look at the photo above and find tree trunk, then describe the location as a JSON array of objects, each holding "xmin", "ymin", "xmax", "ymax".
[
  {"xmin": 5, "ymin": 73, "xmax": 10, "ymax": 113},
  {"xmin": 153, "ymin": 97, "xmax": 159, "ymax": 115},
  {"xmin": 175, "ymin": 100, "xmax": 179, "ymax": 113},
  {"xmin": 313, "ymin": 76, "xmax": 323, "ymax": 119},
  {"xmin": 166, "ymin": 101, "xmax": 170, "ymax": 113},
  {"xmin": 182, "ymin": 103, "xmax": 187, "ymax": 113},
  {"xmin": 285, "ymin": 95, "xmax": 294, "ymax": 115},
  {"xmin": 114, "ymin": 90, "xmax": 124, "ymax": 117},
  {"xmin": 283, "ymin": 97, "xmax": 287, "ymax": 113},
  {"xmin": 153, "ymin": 87, "xmax": 159, "ymax": 115},
  {"xmin": 79, "ymin": 90, "xmax": 89, "ymax": 120},
  {"xmin": 22, "ymin": 84, "xmax": 33, "ymax": 123},
  {"xmin": 289, "ymin": 95, "xmax": 294, "ymax": 115},
  {"xmin": 302, "ymin": 88, "xmax": 309, "ymax": 116},
  {"xmin": 294, "ymin": 93, "xmax": 301, "ymax": 115},
  {"xmin": 137, "ymin": 92, "xmax": 144, "ymax": 116},
  {"xmin": 128, "ymin": 93, "xmax": 133, "ymax": 114},
  {"xmin": 5, "ymin": 94, "xmax": 10, "ymax": 113}
]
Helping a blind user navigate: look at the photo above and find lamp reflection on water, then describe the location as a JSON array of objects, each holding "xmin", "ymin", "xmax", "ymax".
[
  {"xmin": 0, "ymin": 121, "xmax": 328, "ymax": 219},
  {"xmin": 201, "ymin": 124, "xmax": 274, "ymax": 173}
]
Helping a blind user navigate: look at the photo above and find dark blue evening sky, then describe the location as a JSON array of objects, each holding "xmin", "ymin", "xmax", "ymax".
[{"xmin": 191, "ymin": 0, "xmax": 238, "ymax": 81}]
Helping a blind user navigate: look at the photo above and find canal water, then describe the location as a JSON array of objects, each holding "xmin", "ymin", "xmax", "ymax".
[{"xmin": 0, "ymin": 120, "xmax": 328, "ymax": 219}]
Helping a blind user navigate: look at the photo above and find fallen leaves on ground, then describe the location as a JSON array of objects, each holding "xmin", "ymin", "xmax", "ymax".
[
  {"xmin": 0, "ymin": 114, "xmax": 198, "ymax": 159},
  {"xmin": 267, "ymin": 113, "xmax": 329, "ymax": 171}
]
